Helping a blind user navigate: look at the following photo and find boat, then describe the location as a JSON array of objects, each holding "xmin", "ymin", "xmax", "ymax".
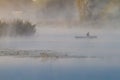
[
  {"xmin": 75, "ymin": 32, "xmax": 97, "ymax": 39},
  {"xmin": 75, "ymin": 36, "xmax": 97, "ymax": 39}
]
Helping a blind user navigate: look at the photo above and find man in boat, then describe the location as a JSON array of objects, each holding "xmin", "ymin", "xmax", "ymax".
[{"xmin": 87, "ymin": 32, "xmax": 90, "ymax": 37}]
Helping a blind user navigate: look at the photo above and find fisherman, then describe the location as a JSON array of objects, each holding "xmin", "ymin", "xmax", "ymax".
[{"xmin": 87, "ymin": 32, "xmax": 90, "ymax": 37}]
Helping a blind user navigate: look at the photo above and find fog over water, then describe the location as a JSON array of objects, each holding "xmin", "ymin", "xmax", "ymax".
[
  {"xmin": 0, "ymin": 27, "xmax": 120, "ymax": 57},
  {"xmin": 0, "ymin": 0, "xmax": 120, "ymax": 80}
]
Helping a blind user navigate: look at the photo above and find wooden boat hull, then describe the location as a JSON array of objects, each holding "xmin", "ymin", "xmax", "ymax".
[{"xmin": 75, "ymin": 36, "xmax": 97, "ymax": 39}]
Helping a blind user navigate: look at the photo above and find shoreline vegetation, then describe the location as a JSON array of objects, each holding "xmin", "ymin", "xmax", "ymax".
[
  {"xmin": 0, "ymin": 19, "xmax": 36, "ymax": 37},
  {"xmin": 0, "ymin": 49, "xmax": 101, "ymax": 59}
]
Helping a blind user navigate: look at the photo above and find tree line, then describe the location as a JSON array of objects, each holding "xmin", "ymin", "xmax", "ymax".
[{"xmin": 0, "ymin": 19, "xmax": 36, "ymax": 37}]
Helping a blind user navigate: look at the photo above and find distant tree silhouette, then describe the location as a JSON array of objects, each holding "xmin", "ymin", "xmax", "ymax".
[
  {"xmin": 0, "ymin": 21, "xmax": 8, "ymax": 36},
  {"xmin": 0, "ymin": 19, "xmax": 36, "ymax": 37},
  {"xmin": 12, "ymin": 20, "xmax": 36, "ymax": 36}
]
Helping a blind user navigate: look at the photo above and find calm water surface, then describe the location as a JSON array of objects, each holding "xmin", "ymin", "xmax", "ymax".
[{"xmin": 0, "ymin": 27, "xmax": 120, "ymax": 80}]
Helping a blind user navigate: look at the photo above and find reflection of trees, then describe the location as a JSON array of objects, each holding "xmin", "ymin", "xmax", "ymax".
[{"xmin": 0, "ymin": 50, "xmax": 101, "ymax": 62}]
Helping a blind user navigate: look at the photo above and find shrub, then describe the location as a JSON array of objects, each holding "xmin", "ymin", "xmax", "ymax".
[
  {"xmin": 0, "ymin": 21, "xmax": 8, "ymax": 36},
  {"xmin": 11, "ymin": 20, "xmax": 36, "ymax": 36},
  {"xmin": 0, "ymin": 19, "xmax": 36, "ymax": 37}
]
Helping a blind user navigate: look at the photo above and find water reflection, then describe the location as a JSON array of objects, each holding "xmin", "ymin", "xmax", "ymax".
[{"xmin": 0, "ymin": 56, "xmax": 120, "ymax": 80}]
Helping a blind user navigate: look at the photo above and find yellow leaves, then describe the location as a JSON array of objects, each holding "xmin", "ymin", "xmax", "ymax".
[
  {"xmin": 32, "ymin": 0, "xmax": 50, "ymax": 5},
  {"xmin": 76, "ymin": 0, "xmax": 89, "ymax": 20},
  {"xmin": 100, "ymin": 0, "xmax": 120, "ymax": 20},
  {"xmin": 32, "ymin": 0, "xmax": 53, "ymax": 9},
  {"xmin": 76, "ymin": 0, "xmax": 120, "ymax": 21}
]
